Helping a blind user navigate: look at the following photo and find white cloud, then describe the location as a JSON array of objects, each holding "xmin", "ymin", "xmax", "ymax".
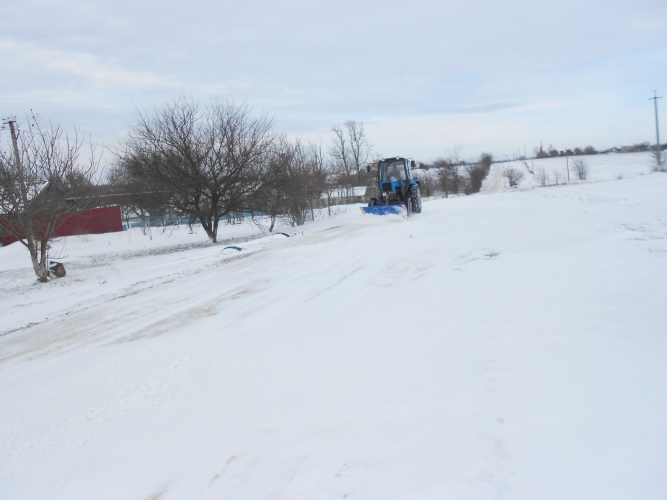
[{"xmin": 0, "ymin": 39, "xmax": 179, "ymax": 89}]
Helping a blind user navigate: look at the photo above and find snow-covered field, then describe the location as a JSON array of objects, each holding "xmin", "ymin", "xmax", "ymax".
[
  {"xmin": 484, "ymin": 151, "xmax": 657, "ymax": 193},
  {"xmin": 1, "ymin": 153, "xmax": 666, "ymax": 499}
]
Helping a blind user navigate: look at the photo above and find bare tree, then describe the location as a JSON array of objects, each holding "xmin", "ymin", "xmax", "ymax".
[
  {"xmin": 322, "ymin": 159, "xmax": 343, "ymax": 217},
  {"xmin": 112, "ymin": 98, "xmax": 274, "ymax": 243},
  {"xmin": 329, "ymin": 124, "xmax": 353, "ymax": 186},
  {"xmin": 258, "ymin": 138, "xmax": 326, "ymax": 228},
  {"xmin": 345, "ymin": 121, "xmax": 372, "ymax": 182},
  {"xmin": 329, "ymin": 120, "xmax": 372, "ymax": 190},
  {"xmin": 533, "ymin": 144, "xmax": 547, "ymax": 158},
  {"xmin": 464, "ymin": 152, "xmax": 493, "ymax": 194},
  {"xmin": 436, "ymin": 144, "xmax": 467, "ymax": 197},
  {"xmin": 106, "ymin": 161, "xmax": 163, "ymax": 235},
  {"xmin": 434, "ymin": 158, "xmax": 458, "ymax": 197},
  {"xmin": 433, "ymin": 146, "xmax": 461, "ymax": 197},
  {"xmin": 535, "ymin": 167, "xmax": 548, "ymax": 186},
  {"xmin": 447, "ymin": 143, "xmax": 464, "ymax": 166},
  {"xmin": 417, "ymin": 171, "xmax": 437, "ymax": 197},
  {"xmin": 432, "ymin": 149, "xmax": 492, "ymax": 196},
  {"xmin": 503, "ymin": 166, "xmax": 524, "ymax": 187},
  {"xmin": 256, "ymin": 139, "xmax": 290, "ymax": 231},
  {"xmin": 572, "ymin": 158, "xmax": 588, "ymax": 180},
  {"xmin": 304, "ymin": 143, "xmax": 323, "ymax": 221},
  {"xmin": 0, "ymin": 115, "xmax": 99, "ymax": 282}
]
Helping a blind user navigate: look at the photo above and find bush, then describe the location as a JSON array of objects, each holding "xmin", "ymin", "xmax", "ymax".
[
  {"xmin": 503, "ymin": 167, "xmax": 524, "ymax": 187},
  {"xmin": 463, "ymin": 154, "xmax": 492, "ymax": 194},
  {"xmin": 432, "ymin": 151, "xmax": 493, "ymax": 196},
  {"xmin": 418, "ymin": 173, "xmax": 437, "ymax": 197},
  {"xmin": 433, "ymin": 159, "xmax": 461, "ymax": 198},
  {"xmin": 535, "ymin": 167, "xmax": 548, "ymax": 186},
  {"xmin": 572, "ymin": 158, "xmax": 588, "ymax": 180}
]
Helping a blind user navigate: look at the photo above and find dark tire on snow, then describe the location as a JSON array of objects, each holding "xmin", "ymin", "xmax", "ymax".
[{"xmin": 409, "ymin": 184, "xmax": 422, "ymax": 214}]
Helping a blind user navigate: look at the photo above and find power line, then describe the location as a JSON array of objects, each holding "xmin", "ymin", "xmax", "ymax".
[{"xmin": 1, "ymin": 120, "xmax": 113, "ymax": 151}]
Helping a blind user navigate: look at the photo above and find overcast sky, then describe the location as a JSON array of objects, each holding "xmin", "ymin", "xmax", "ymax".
[{"xmin": 2, "ymin": 0, "xmax": 666, "ymax": 163}]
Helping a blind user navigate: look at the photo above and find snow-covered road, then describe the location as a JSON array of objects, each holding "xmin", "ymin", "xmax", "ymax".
[
  {"xmin": 480, "ymin": 162, "xmax": 507, "ymax": 194},
  {"xmin": 1, "ymin": 161, "xmax": 666, "ymax": 499}
]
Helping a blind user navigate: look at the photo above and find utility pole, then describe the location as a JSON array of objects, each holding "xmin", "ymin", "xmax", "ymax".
[
  {"xmin": 7, "ymin": 120, "xmax": 21, "ymax": 168},
  {"xmin": 650, "ymin": 90, "xmax": 663, "ymax": 170},
  {"xmin": 5, "ymin": 119, "xmax": 29, "ymax": 206},
  {"xmin": 7, "ymin": 120, "xmax": 25, "ymax": 190},
  {"xmin": 566, "ymin": 154, "xmax": 570, "ymax": 182}
]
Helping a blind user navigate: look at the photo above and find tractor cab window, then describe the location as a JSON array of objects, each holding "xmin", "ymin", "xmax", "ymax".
[{"xmin": 379, "ymin": 161, "xmax": 406, "ymax": 182}]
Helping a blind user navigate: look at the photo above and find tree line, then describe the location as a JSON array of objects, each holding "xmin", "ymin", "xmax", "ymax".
[
  {"xmin": 0, "ymin": 99, "xmax": 379, "ymax": 280},
  {"xmin": 415, "ymin": 146, "xmax": 493, "ymax": 198},
  {"xmin": 533, "ymin": 143, "xmax": 598, "ymax": 159},
  {"xmin": 109, "ymin": 98, "xmax": 375, "ymax": 242},
  {"xmin": 2, "ymin": 98, "xmax": 498, "ymax": 282}
]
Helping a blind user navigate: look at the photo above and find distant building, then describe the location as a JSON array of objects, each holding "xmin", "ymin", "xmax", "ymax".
[
  {"xmin": 322, "ymin": 186, "xmax": 368, "ymax": 204},
  {"xmin": 1, "ymin": 206, "xmax": 123, "ymax": 247}
]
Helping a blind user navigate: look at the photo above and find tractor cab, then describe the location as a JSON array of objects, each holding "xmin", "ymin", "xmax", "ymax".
[
  {"xmin": 362, "ymin": 157, "xmax": 422, "ymax": 216},
  {"xmin": 378, "ymin": 158, "xmax": 411, "ymax": 198}
]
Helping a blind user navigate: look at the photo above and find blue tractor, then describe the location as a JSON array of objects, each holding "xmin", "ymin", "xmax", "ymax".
[{"xmin": 361, "ymin": 157, "xmax": 422, "ymax": 216}]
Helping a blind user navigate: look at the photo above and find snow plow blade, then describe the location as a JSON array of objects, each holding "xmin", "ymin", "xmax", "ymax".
[{"xmin": 360, "ymin": 205, "xmax": 407, "ymax": 216}]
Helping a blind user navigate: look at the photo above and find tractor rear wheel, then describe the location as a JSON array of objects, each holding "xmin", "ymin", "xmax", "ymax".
[{"xmin": 410, "ymin": 184, "xmax": 422, "ymax": 214}]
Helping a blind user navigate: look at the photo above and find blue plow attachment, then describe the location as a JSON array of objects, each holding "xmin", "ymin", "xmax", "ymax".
[{"xmin": 360, "ymin": 204, "xmax": 407, "ymax": 216}]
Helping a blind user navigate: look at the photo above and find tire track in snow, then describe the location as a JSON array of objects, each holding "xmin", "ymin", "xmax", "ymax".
[
  {"xmin": 0, "ymin": 223, "xmax": 374, "ymax": 363},
  {"xmin": 0, "ymin": 248, "xmax": 271, "ymax": 363},
  {"xmin": 0, "ymin": 215, "xmax": 397, "ymax": 364}
]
